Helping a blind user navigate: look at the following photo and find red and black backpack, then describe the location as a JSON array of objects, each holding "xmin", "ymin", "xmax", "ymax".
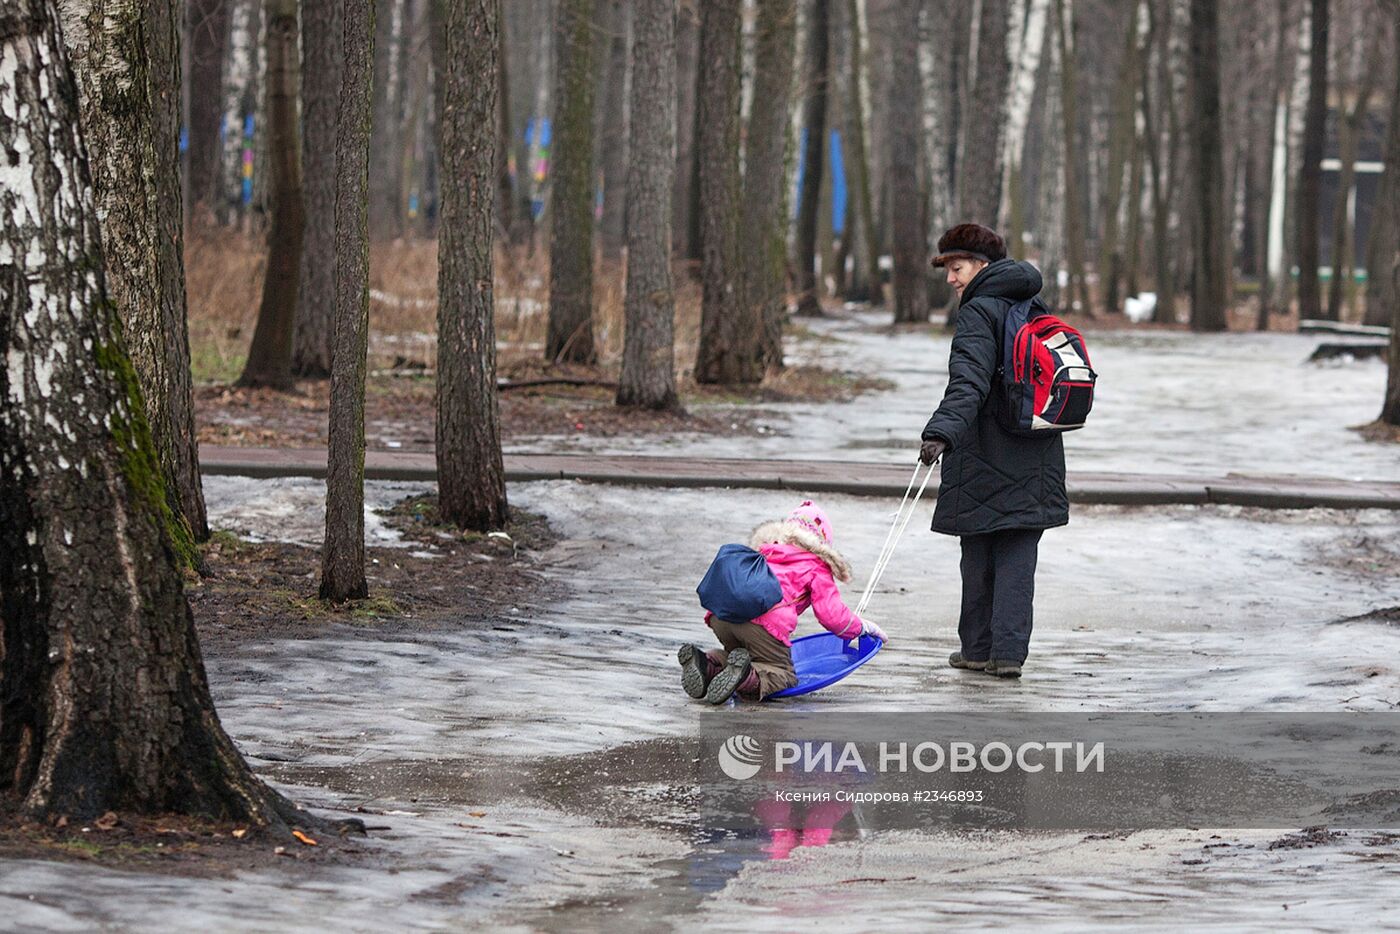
[{"xmin": 994, "ymin": 298, "xmax": 1096, "ymax": 436}]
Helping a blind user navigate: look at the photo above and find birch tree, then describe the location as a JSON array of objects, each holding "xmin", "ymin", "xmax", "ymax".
[
  {"xmin": 59, "ymin": 0, "xmax": 209, "ymax": 545},
  {"xmin": 1000, "ymin": 0, "xmax": 1051, "ymax": 256},
  {"xmin": 1, "ymin": 0, "xmax": 311, "ymax": 831}
]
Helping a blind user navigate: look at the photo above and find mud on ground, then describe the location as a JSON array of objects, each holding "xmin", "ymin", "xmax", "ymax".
[
  {"xmin": 194, "ymin": 347, "xmax": 891, "ymax": 453},
  {"xmin": 190, "ymin": 497, "xmax": 562, "ymax": 650}
]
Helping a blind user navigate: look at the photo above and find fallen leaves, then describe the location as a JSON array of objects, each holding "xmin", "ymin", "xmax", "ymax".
[
  {"xmin": 94, "ymin": 812, "xmax": 119, "ymax": 831},
  {"xmin": 291, "ymin": 829, "xmax": 319, "ymax": 846}
]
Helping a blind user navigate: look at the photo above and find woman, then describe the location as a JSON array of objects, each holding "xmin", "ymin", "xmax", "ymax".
[{"xmin": 918, "ymin": 223, "xmax": 1068, "ymax": 679}]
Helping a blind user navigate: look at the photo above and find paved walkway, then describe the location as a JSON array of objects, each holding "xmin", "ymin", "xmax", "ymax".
[{"xmin": 199, "ymin": 445, "xmax": 1400, "ymax": 510}]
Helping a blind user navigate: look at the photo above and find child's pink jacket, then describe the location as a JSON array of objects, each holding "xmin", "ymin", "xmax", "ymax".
[{"xmin": 707, "ymin": 519, "xmax": 864, "ymax": 646}]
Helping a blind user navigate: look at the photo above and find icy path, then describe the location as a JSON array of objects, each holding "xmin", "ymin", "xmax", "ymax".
[
  {"xmin": 508, "ymin": 308, "xmax": 1399, "ymax": 483},
  {"xmin": 6, "ymin": 478, "xmax": 1397, "ymax": 930}
]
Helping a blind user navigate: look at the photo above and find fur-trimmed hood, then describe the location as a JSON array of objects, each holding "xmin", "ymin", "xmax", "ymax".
[{"xmin": 748, "ymin": 520, "xmax": 853, "ymax": 583}]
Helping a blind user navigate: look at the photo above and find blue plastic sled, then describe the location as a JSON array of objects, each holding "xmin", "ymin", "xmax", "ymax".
[{"xmin": 766, "ymin": 632, "xmax": 883, "ymax": 699}]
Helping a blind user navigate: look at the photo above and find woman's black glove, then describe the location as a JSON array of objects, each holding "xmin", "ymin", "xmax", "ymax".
[{"xmin": 919, "ymin": 438, "xmax": 946, "ymax": 466}]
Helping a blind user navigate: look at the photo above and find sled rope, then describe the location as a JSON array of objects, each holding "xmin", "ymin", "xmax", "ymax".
[{"xmin": 855, "ymin": 459, "xmax": 936, "ymax": 618}]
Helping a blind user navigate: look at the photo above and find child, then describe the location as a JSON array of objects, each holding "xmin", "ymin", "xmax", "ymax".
[{"xmin": 679, "ymin": 501, "xmax": 888, "ymax": 704}]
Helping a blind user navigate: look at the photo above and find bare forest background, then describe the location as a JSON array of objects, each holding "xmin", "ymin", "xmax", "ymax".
[{"xmin": 188, "ymin": 0, "xmax": 1399, "ymax": 357}]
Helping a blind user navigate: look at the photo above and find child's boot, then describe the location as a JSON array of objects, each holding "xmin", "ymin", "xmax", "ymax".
[
  {"xmin": 678, "ymin": 644, "xmax": 721, "ymax": 698},
  {"xmin": 705, "ymin": 649, "xmax": 753, "ymax": 705}
]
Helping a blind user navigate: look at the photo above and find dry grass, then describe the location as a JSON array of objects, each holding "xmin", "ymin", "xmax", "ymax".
[{"xmin": 185, "ymin": 225, "xmax": 704, "ymax": 384}]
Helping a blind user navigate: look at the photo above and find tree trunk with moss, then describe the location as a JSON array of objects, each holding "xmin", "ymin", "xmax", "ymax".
[
  {"xmin": 238, "ymin": 0, "xmax": 305, "ymax": 388},
  {"xmin": 433, "ymin": 0, "xmax": 509, "ymax": 529},
  {"xmin": 546, "ymin": 0, "xmax": 597, "ymax": 364},
  {"xmin": 794, "ymin": 0, "xmax": 831, "ymax": 317},
  {"xmin": 292, "ymin": 0, "xmax": 343, "ymax": 377},
  {"xmin": 693, "ymin": 0, "xmax": 756, "ymax": 384},
  {"xmin": 743, "ymin": 0, "xmax": 797, "ymax": 372},
  {"xmin": 617, "ymin": 0, "xmax": 679, "ymax": 409},
  {"xmin": 321, "ymin": 0, "xmax": 374, "ymax": 602},
  {"xmin": 0, "ymin": 0, "xmax": 305, "ymax": 830},
  {"xmin": 60, "ymin": 0, "xmax": 209, "ymax": 546}
]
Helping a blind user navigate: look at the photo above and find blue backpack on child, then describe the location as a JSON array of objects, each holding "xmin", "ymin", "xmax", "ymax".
[{"xmin": 696, "ymin": 544, "xmax": 783, "ymax": 624}]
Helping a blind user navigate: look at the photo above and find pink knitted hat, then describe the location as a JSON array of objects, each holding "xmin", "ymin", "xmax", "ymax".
[{"xmin": 789, "ymin": 501, "xmax": 834, "ymax": 544}]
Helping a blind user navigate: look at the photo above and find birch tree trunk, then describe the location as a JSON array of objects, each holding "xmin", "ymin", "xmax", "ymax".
[
  {"xmin": 546, "ymin": 0, "xmax": 597, "ymax": 364},
  {"xmin": 617, "ymin": 0, "xmax": 679, "ymax": 408},
  {"xmin": 60, "ymin": 0, "xmax": 209, "ymax": 545},
  {"xmin": 434, "ymin": 0, "xmax": 508, "ymax": 528},
  {"xmin": 794, "ymin": 0, "xmax": 831, "ymax": 316},
  {"xmin": 218, "ymin": 0, "xmax": 258, "ymax": 225},
  {"xmin": 1, "ymin": 0, "xmax": 308, "ymax": 830},
  {"xmin": 321, "ymin": 0, "xmax": 374, "ymax": 602},
  {"xmin": 1296, "ymin": 0, "xmax": 1329, "ymax": 321},
  {"xmin": 1259, "ymin": 0, "xmax": 1295, "ymax": 327},
  {"xmin": 1187, "ymin": 0, "xmax": 1228, "ymax": 331},
  {"xmin": 694, "ymin": 0, "xmax": 757, "ymax": 383},
  {"xmin": 999, "ymin": 0, "xmax": 1050, "ymax": 250},
  {"xmin": 889, "ymin": 0, "xmax": 926, "ymax": 323},
  {"xmin": 238, "ymin": 0, "xmax": 304, "ymax": 388},
  {"xmin": 292, "ymin": 0, "xmax": 343, "ymax": 377},
  {"xmin": 744, "ymin": 0, "xmax": 799, "ymax": 371}
]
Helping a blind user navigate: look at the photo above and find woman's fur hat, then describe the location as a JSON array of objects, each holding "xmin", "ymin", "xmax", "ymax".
[{"xmin": 931, "ymin": 223, "xmax": 1007, "ymax": 267}]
